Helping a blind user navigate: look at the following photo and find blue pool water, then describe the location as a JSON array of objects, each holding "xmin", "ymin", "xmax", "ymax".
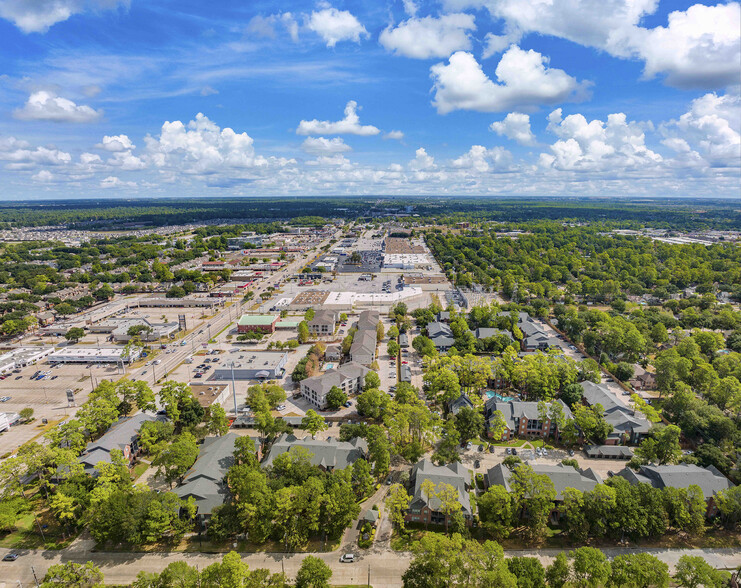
[
  {"xmin": 324, "ymin": 363, "xmax": 335, "ymax": 370},
  {"xmin": 485, "ymin": 390, "xmax": 514, "ymax": 402}
]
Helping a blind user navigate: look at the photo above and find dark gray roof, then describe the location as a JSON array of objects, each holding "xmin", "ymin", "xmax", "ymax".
[
  {"xmin": 173, "ymin": 433, "xmax": 241, "ymax": 516},
  {"xmin": 615, "ymin": 464, "xmax": 734, "ymax": 499},
  {"xmin": 301, "ymin": 361, "xmax": 370, "ymax": 395},
  {"xmin": 399, "ymin": 333, "xmax": 410, "ymax": 347},
  {"xmin": 580, "ymin": 381, "xmax": 651, "ymax": 437},
  {"xmin": 351, "ymin": 329, "xmax": 377, "ymax": 358},
  {"xmin": 401, "ymin": 364, "xmax": 412, "ymax": 382},
  {"xmin": 79, "ymin": 413, "xmax": 164, "ymax": 471},
  {"xmin": 474, "ymin": 328, "xmax": 513, "ymax": 340},
  {"xmin": 486, "ymin": 463, "xmax": 602, "ymax": 501},
  {"xmin": 309, "ymin": 309, "xmax": 336, "ymax": 328},
  {"xmin": 263, "ymin": 434, "xmax": 367, "ymax": 470},
  {"xmin": 409, "ymin": 459, "xmax": 472, "ymax": 516},
  {"xmin": 585, "ymin": 445, "xmax": 634, "ymax": 458},
  {"xmin": 485, "ymin": 399, "xmax": 572, "ymax": 430},
  {"xmin": 363, "ymin": 510, "xmax": 379, "ymax": 523},
  {"xmin": 448, "ymin": 394, "xmax": 474, "ymax": 415},
  {"xmin": 427, "ymin": 322, "xmax": 453, "ymax": 339},
  {"xmin": 356, "ymin": 310, "xmax": 380, "ymax": 331}
]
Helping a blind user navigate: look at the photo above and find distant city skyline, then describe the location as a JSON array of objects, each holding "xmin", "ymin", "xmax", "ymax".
[{"xmin": 0, "ymin": 0, "xmax": 739, "ymax": 199}]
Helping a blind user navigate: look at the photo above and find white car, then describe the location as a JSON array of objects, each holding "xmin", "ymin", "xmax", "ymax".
[{"xmin": 340, "ymin": 554, "xmax": 355, "ymax": 563}]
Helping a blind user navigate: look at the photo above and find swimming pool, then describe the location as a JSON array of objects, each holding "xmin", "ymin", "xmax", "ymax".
[
  {"xmin": 485, "ymin": 390, "xmax": 514, "ymax": 402},
  {"xmin": 324, "ymin": 363, "xmax": 335, "ymax": 370}
]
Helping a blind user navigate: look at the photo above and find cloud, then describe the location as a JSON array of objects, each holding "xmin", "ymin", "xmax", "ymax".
[
  {"xmin": 301, "ymin": 136, "xmax": 352, "ymax": 155},
  {"xmin": 100, "ymin": 176, "xmax": 137, "ymax": 189},
  {"xmin": 247, "ymin": 12, "xmax": 299, "ymax": 42},
  {"xmin": 539, "ymin": 108, "xmax": 662, "ymax": 171},
  {"xmin": 402, "ymin": 0, "xmax": 418, "ymax": 16},
  {"xmin": 96, "ymin": 134, "xmax": 135, "ymax": 152},
  {"xmin": 0, "ymin": 0, "xmax": 128, "ymax": 33},
  {"xmin": 442, "ymin": 0, "xmax": 740, "ymax": 90},
  {"xmin": 0, "ymin": 139, "xmax": 72, "ymax": 170},
  {"xmin": 379, "ymin": 13, "xmax": 476, "ymax": 59},
  {"xmin": 661, "ymin": 92, "xmax": 741, "ymax": 167},
  {"xmin": 296, "ymin": 101, "xmax": 380, "ymax": 136},
  {"xmin": 452, "ymin": 145, "xmax": 513, "ymax": 172},
  {"xmin": 32, "ymin": 170, "xmax": 55, "ymax": 183},
  {"xmin": 384, "ymin": 130, "xmax": 404, "ymax": 140},
  {"xmin": 430, "ymin": 47, "xmax": 589, "ymax": 114},
  {"xmin": 627, "ymin": 3, "xmax": 741, "ymax": 89},
  {"xmin": 409, "ymin": 147, "xmax": 436, "ymax": 170},
  {"xmin": 307, "ymin": 6, "xmax": 368, "ymax": 47},
  {"xmin": 200, "ymin": 86, "xmax": 219, "ymax": 96},
  {"xmin": 490, "ymin": 112, "xmax": 536, "ymax": 145},
  {"xmin": 14, "ymin": 90, "xmax": 103, "ymax": 123}
]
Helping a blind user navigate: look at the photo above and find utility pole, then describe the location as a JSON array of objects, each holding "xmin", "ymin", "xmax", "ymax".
[
  {"xmin": 230, "ymin": 362, "xmax": 238, "ymax": 416},
  {"xmin": 30, "ymin": 566, "xmax": 39, "ymax": 587}
]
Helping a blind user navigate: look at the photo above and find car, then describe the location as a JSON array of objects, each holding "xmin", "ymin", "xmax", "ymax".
[
  {"xmin": 51, "ymin": 375, "xmax": 58, "ymax": 380},
  {"xmin": 343, "ymin": 401, "xmax": 351, "ymax": 408},
  {"xmin": 0, "ymin": 376, "xmax": 6, "ymax": 380},
  {"xmin": 276, "ymin": 404, "xmax": 286, "ymax": 411},
  {"xmin": 15, "ymin": 375, "xmax": 22, "ymax": 380},
  {"xmin": 478, "ymin": 445, "xmax": 484, "ymax": 451},
  {"xmin": 568, "ymin": 449, "xmax": 575, "ymax": 456},
  {"xmin": 489, "ymin": 446, "xmax": 495, "ymax": 454},
  {"xmin": 512, "ymin": 448, "xmax": 518, "ymax": 455},
  {"xmin": 3, "ymin": 553, "xmax": 19, "ymax": 562},
  {"xmin": 194, "ymin": 373, "xmax": 203, "ymax": 378},
  {"xmin": 386, "ymin": 475, "xmax": 393, "ymax": 485},
  {"xmin": 535, "ymin": 447, "xmax": 542, "ymax": 455},
  {"xmin": 505, "ymin": 448, "xmax": 512, "ymax": 455},
  {"xmin": 466, "ymin": 442, "xmax": 473, "ymax": 450},
  {"xmin": 474, "ymin": 459, "xmax": 480, "ymax": 468},
  {"xmin": 340, "ymin": 554, "xmax": 355, "ymax": 563}
]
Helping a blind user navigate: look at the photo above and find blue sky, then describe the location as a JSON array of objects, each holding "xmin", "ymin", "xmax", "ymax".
[{"xmin": 0, "ymin": 0, "xmax": 739, "ymax": 199}]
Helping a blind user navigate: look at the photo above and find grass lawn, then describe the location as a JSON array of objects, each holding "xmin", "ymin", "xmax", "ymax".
[
  {"xmin": 131, "ymin": 461, "xmax": 149, "ymax": 480},
  {"xmin": 0, "ymin": 502, "xmax": 72, "ymax": 550},
  {"xmin": 487, "ymin": 439, "xmax": 527, "ymax": 447}
]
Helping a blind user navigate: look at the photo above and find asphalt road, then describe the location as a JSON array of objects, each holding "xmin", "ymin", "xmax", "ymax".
[{"xmin": 0, "ymin": 544, "xmax": 738, "ymax": 587}]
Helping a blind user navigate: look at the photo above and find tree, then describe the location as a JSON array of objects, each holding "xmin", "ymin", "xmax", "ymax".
[
  {"xmin": 138, "ymin": 420, "xmax": 174, "ymax": 457},
  {"xmin": 357, "ymin": 388, "xmax": 389, "ymax": 419},
  {"xmin": 510, "ymin": 464, "xmax": 556, "ymax": 542},
  {"xmin": 41, "ymin": 562, "xmax": 104, "ymax": 587},
  {"xmin": 64, "ymin": 327, "xmax": 85, "ymax": 342},
  {"xmin": 561, "ymin": 487, "xmax": 589, "ymax": 542},
  {"xmin": 609, "ymin": 553, "xmax": 669, "ymax": 588},
  {"xmin": 388, "ymin": 340, "xmax": 400, "ymax": 357},
  {"xmin": 614, "ymin": 362, "xmax": 634, "ymax": 382},
  {"xmin": 453, "ymin": 406, "xmax": 484, "ymax": 442},
  {"xmin": 200, "ymin": 551, "xmax": 251, "ymax": 588},
  {"xmin": 298, "ymin": 321, "xmax": 310, "ymax": 343},
  {"xmin": 572, "ymin": 403, "xmax": 612, "ymax": 444},
  {"xmin": 478, "ymin": 485, "xmax": 512, "ymax": 540},
  {"xmin": 376, "ymin": 321, "xmax": 385, "ymax": 343},
  {"xmin": 546, "ymin": 553, "xmax": 571, "ymax": 588},
  {"xmin": 570, "ymin": 547, "xmax": 611, "ymax": 588},
  {"xmin": 295, "ymin": 555, "xmax": 332, "ymax": 588},
  {"xmin": 206, "ymin": 404, "xmax": 229, "ymax": 436},
  {"xmin": 635, "ymin": 424, "xmax": 682, "ymax": 465},
  {"xmin": 673, "ymin": 555, "xmax": 730, "ymax": 588},
  {"xmin": 630, "ymin": 394, "xmax": 662, "ymax": 423},
  {"xmin": 326, "ymin": 386, "xmax": 347, "ymax": 410},
  {"xmin": 153, "ymin": 432, "xmax": 199, "ymax": 487},
  {"xmin": 301, "ymin": 410, "xmax": 327, "ymax": 439},
  {"xmin": 386, "ymin": 483, "xmax": 411, "ymax": 533},
  {"xmin": 19, "ymin": 407, "xmax": 33, "ymax": 421},
  {"xmin": 507, "ymin": 557, "xmax": 546, "ymax": 588},
  {"xmin": 364, "ymin": 371, "xmax": 381, "ymax": 391},
  {"xmin": 487, "ymin": 409, "xmax": 508, "ymax": 441},
  {"xmin": 560, "ymin": 382, "xmax": 583, "ymax": 408}
]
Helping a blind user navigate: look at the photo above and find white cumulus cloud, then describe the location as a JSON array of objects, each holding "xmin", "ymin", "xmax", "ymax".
[
  {"xmin": 14, "ymin": 90, "xmax": 103, "ymax": 123},
  {"xmin": 301, "ymin": 136, "xmax": 352, "ymax": 155},
  {"xmin": 452, "ymin": 145, "xmax": 513, "ymax": 172},
  {"xmin": 0, "ymin": 0, "xmax": 128, "ymax": 33},
  {"xmin": 380, "ymin": 13, "xmax": 476, "ymax": 59},
  {"xmin": 409, "ymin": 147, "xmax": 436, "ymax": 171},
  {"xmin": 384, "ymin": 130, "xmax": 404, "ymax": 140},
  {"xmin": 430, "ymin": 47, "xmax": 589, "ymax": 114},
  {"xmin": 490, "ymin": 112, "xmax": 536, "ymax": 145},
  {"xmin": 296, "ymin": 101, "xmax": 380, "ymax": 136},
  {"xmin": 307, "ymin": 6, "xmax": 368, "ymax": 47},
  {"xmin": 97, "ymin": 134, "xmax": 135, "ymax": 152},
  {"xmin": 539, "ymin": 108, "xmax": 662, "ymax": 171}
]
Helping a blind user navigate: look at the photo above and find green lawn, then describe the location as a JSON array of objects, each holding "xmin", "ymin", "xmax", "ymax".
[
  {"xmin": 0, "ymin": 503, "xmax": 71, "ymax": 550},
  {"xmin": 131, "ymin": 462, "xmax": 149, "ymax": 480}
]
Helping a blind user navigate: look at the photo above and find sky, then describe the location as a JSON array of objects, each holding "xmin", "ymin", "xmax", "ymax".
[{"xmin": 0, "ymin": 0, "xmax": 739, "ymax": 200}]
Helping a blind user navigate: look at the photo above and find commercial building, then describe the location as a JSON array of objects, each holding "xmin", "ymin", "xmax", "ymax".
[
  {"xmin": 263, "ymin": 434, "xmax": 367, "ymax": 471},
  {"xmin": 137, "ymin": 296, "xmax": 223, "ymax": 309},
  {"xmin": 407, "ymin": 459, "xmax": 473, "ymax": 527},
  {"xmin": 300, "ymin": 361, "xmax": 370, "ymax": 410},
  {"xmin": 0, "ymin": 347, "xmax": 55, "ymax": 373},
  {"xmin": 237, "ymin": 314, "xmax": 279, "ymax": 334},
  {"xmin": 47, "ymin": 346, "xmax": 142, "ymax": 364},
  {"xmin": 211, "ymin": 351, "xmax": 289, "ymax": 380},
  {"xmin": 88, "ymin": 317, "xmax": 179, "ymax": 342}
]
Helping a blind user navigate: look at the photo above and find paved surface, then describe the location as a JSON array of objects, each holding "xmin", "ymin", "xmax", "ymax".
[{"xmin": 0, "ymin": 543, "xmax": 738, "ymax": 587}]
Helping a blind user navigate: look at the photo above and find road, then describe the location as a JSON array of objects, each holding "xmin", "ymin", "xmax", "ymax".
[
  {"xmin": 132, "ymin": 232, "xmax": 339, "ymax": 394},
  {"xmin": 0, "ymin": 543, "xmax": 738, "ymax": 587}
]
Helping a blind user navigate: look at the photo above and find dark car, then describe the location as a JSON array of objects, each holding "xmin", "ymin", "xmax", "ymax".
[
  {"xmin": 478, "ymin": 445, "xmax": 484, "ymax": 452},
  {"xmin": 489, "ymin": 446, "xmax": 495, "ymax": 454},
  {"xmin": 474, "ymin": 460, "xmax": 480, "ymax": 468},
  {"xmin": 512, "ymin": 448, "xmax": 518, "ymax": 455},
  {"xmin": 343, "ymin": 401, "xmax": 351, "ymax": 408},
  {"xmin": 3, "ymin": 553, "xmax": 19, "ymax": 561}
]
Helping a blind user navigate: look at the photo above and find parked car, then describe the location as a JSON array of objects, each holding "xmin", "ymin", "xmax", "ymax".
[
  {"xmin": 466, "ymin": 442, "xmax": 473, "ymax": 450},
  {"xmin": 489, "ymin": 446, "xmax": 495, "ymax": 454},
  {"xmin": 568, "ymin": 449, "xmax": 575, "ymax": 456},
  {"xmin": 506, "ymin": 448, "xmax": 512, "ymax": 455},
  {"xmin": 340, "ymin": 553, "xmax": 355, "ymax": 563},
  {"xmin": 386, "ymin": 475, "xmax": 393, "ymax": 485},
  {"xmin": 3, "ymin": 553, "xmax": 18, "ymax": 561},
  {"xmin": 512, "ymin": 448, "xmax": 518, "ymax": 455},
  {"xmin": 474, "ymin": 460, "xmax": 480, "ymax": 468},
  {"xmin": 478, "ymin": 445, "xmax": 484, "ymax": 451},
  {"xmin": 343, "ymin": 401, "xmax": 351, "ymax": 408}
]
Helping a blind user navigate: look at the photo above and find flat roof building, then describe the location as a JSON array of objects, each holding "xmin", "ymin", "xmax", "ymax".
[
  {"xmin": 211, "ymin": 351, "xmax": 289, "ymax": 380},
  {"xmin": 237, "ymin": 314, "xmax": 279, "ymax": 334},
  {"xmin": 48, "ymin": 346, "xmax": 142, "ymax": 364}
]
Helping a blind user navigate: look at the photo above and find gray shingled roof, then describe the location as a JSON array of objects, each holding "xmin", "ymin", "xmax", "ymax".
[
  {"xmin": 351, "ymin": 329, "xmax": 377, "ymax": 357},
  {"xmin": 580, "ymin": 381, "xmax": 651, "ymax": 437},
  {"xmin": 485, "ymin": 399, "xmax": 573, "ymax": 430},
  {"xmin": 448, "ymin": 394, "xmax": 474, "ymax": 415},
  {"xmin": 615, "ymin": 464, "xmax": 734, "ymax": 499},
  {"xmin": 409, "ymin": 459, "xmax": 472, "ymax": 515},
  {"xmin": 301, "ymin": 361, "xmax": 370, "ymax": 395},
  {"xmin": 486, "ymin": 463, "xmax": 602, "ymax": 501},
  {"xmin": 173, "ymin": 433, "xmax": 243, "ymax": 516},
  {"xmin": 585, "ymin": 445, "xmax": 634, "ymax": 458},
  {"xmin": 263, "ymin": 434, "xmax": 368, "ymax": 470},
  {"xmin": 79, "ymin": 413, "xmax": 163, "ymax": 471},
  {"xmin": 474, "ymin": 328, "xmax": 513, "ymax": 340}
]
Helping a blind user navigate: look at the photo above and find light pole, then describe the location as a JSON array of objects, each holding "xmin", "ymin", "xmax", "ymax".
[{"xmin": 230, "ymin": 361, "xmax": 238, "ymax": 416}]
